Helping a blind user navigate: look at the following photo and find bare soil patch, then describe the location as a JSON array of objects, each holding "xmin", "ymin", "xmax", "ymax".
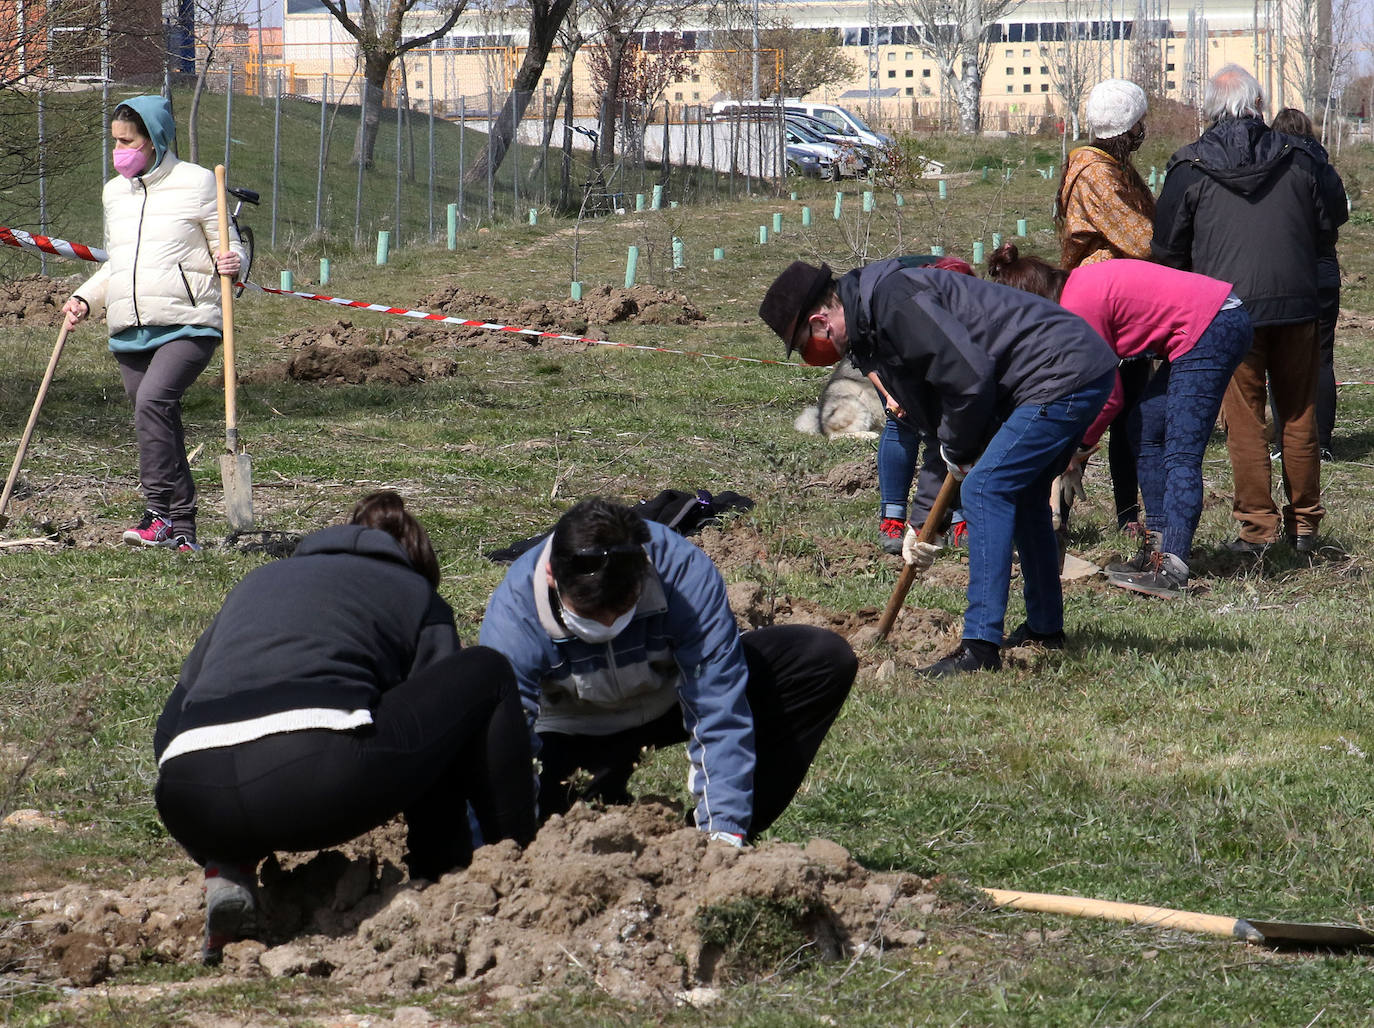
[
  {"xmin": 0, "ymin": 274, "xmax": 77, "ymax": 326},
  {"xmin": 4, "ymin": 803, "xmax": 948, "ymax": 1009}
]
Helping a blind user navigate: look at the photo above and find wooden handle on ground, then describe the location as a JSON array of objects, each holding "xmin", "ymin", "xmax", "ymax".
[
  {"xmin": 0, "ymin": 323, "xmax": 71, "ymax": 528},
  {"xmin": 875, "ymin": 472, "xmax": 960, "ymax": 639},
  {"xmin": 214, "ymin": 165, "xmax": 238, "ymax": 451},
  {"xmin": 982, "ymin": 888, "xmax": 1262, "ymax": 941}
]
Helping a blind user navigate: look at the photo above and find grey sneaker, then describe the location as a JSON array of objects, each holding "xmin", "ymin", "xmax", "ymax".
[
  {"xmin": 1106, "ymin": 529, "xmax": 1161, "ymax": 575},
  {"xmin": 202, "ymin": 862, "xmax": 258, "ymax": 965},
  {"xmin": 1109, "ymin": 551, "xmax": 1189, "ymax": 599}
]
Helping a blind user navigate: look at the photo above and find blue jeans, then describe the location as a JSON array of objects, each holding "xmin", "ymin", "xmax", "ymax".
[
  {"xmin": 1130, "ymin": 306, "xmax": 1253, "ymax": 559},
  {"xmin": 877, "ymin": 415, "xmax": 946, "ymax": 525},
  {"xmin": 961, "ymin": 370, "xmax": 1115, "ymax": 645}
]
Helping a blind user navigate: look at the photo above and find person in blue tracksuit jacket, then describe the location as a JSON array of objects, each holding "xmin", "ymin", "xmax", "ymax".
[{"xmin": 478, "ymin": 497, "xmax": 856, "ymax": 846}]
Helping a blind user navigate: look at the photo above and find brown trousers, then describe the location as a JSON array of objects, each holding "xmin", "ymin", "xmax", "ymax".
[{"xmin": 1220, "ymin": 321, "xmax": 1323, "ymax": 543}]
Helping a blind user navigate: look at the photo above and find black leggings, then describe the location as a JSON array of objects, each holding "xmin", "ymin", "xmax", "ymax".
[
  {"xmin": 155, "ymin": 647, "xmax": 536, "ymax": 880},
  {"xmin": 536, "ymin": 625, "xmax": 856, "ymax": 837}
]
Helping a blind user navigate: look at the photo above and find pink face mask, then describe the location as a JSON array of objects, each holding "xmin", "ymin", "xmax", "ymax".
[{"xmin": 114, "ymin": 147, "xmax": 148, "ymax": 179}]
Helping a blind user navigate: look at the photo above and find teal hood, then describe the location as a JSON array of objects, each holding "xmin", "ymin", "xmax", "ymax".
[{"xmin": 118, "ymin": 95, "xmax": 175, "ymax": 170}]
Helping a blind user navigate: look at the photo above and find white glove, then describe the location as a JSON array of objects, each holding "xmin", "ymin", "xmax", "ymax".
[
  {"xmin": 938, "ymin": 443, "xmax": 973, "ymax": 482},
  {"xmin": 902, "ymin": 527, "xmax": 943, "ymax": 570},
  {"xmin": 707, "ymin": 830, "xmax": 745, "ymax": 848},
  {"xmin": 1056, "ymin": 462, "xmax": 1087, "ymax": 509}
]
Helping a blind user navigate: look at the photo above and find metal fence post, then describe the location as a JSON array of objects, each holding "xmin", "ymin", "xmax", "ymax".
[
  {"xmin": 315, "ymin": 73, "xmax": 328, "ymax": 234},
  {"xmin": 355, "ymin": 80, "xmax": 366, "ymax": 246},
  {"xmin": 224, "ymin": 67, "xmax": 233, "ymax": 172},
  {"xmin": 271, "ymin": 70, "xmax": 282, "ymax": 248}
]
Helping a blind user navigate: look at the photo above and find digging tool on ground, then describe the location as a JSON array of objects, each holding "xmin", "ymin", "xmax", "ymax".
[
  {"xmin": 876, "ymin": 472, "xmax": 960, "ymax": 640},
  {"xmin": 215, "ymin": 165, "xmax": 254, "ymax": 532},
  {"xmin": 0, "ymin": 322, "xmax": 70, "ymax": 530},
  {"xmin": 982, "ymin": 887, "xmax": 1374, "ymax": 947}
]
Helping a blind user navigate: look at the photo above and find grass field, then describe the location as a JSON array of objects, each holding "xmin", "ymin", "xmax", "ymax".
[{"xmin": 4, "ymin": 97, "xmax": 1374, "ymax": 1025}]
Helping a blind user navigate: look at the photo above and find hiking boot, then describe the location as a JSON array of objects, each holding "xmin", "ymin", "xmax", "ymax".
[
  {"xmin": 918, "ymin": 640, "xmax": 1001, "ymax": 677},
  {"xmin": 1288, "ymin": 533, "xmax": 1318, "ymax": 554},
  {"xmin": 1109, "ymin": 551, "xmax": 1189, "ymax": 599},
  {"xmin": 174, "ymin": 535, "xmax": 202, "ymax": 553},
  {"xmin": 1105, "ymin": 529, "xmax": 1160, "ymax": 575},
  {"xmin": 878, "ymin": 517, "xmax": 905, "ymax": 555},
  {"xmin": 202, "ymin": 861, "xmax": 258, "ymax": 965},
  {"xmin": 122, "ymin": 510, "xmax": 174, "ymax": 547},
  {"xmin": 1226, "ymin": 537, "xmax": 1271, "ymax": 555},
  {"xmin": 1003, "ymin": 622, "xmax": 1066, "ymax": 650}
]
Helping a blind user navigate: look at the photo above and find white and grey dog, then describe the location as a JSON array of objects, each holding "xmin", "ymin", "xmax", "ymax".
[{"xmin": 794, "ymin": 357, "xmax": 886, "ymax": 439}]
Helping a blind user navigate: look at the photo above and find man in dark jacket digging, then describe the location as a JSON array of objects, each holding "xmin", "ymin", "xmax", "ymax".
[
  {"xmin": 1153, "ymin": 63, "xmax": 1347, "ymax": 553},
  {"xmin": 760, "ymin": 260, "xmax": 1116, "ymax": 675}
]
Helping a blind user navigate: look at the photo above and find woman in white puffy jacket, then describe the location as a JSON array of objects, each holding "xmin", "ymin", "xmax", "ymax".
[{"xmin": 62, "ymin": 94, "xmax": 246, "ymax": 552}]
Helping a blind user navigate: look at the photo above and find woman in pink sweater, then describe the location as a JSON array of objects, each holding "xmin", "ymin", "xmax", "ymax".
[{"xmin": 989, "ymin": 243, "xmax": 1252, "ymax": 597}]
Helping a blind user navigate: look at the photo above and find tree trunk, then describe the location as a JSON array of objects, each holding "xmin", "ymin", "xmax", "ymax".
[
  {"xmin": 464, "ymin": 0, "xmax": 574, "ymax": 186},
  {"xmin": 188, "ymin": 63, "xmax": 209, "ymax": 164},
  {"xmin": 529, "ymin": 44, "xmax": 580, "ymax": 186},
  {"xmin": 958, "ymin": 54, "xmax": 981, "ymax": 134},
  {"xmin": 353, "ymin": 49, "xmax": 393, "ymax": 168}
]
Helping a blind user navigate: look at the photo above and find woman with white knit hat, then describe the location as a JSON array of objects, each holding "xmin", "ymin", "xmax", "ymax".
[{"xmin": 1053, "ymin": 78, "xmax": 1155, "ymax": 539}]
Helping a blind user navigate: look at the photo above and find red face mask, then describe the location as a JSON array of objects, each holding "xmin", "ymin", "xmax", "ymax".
[{"xmin": 799, "ymin": 325, "xmax": 842, "ymax": 366}]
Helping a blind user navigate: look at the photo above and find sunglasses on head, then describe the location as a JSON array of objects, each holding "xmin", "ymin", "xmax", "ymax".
[{"xmin": 566, "ymin": 543, "xmax": 645, "ymax": 576}]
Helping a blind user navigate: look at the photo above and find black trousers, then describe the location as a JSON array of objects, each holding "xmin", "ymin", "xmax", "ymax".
[
  {"xmin": 1108, "ymin": 357, "xmax": 1153, "ymax": 529},
  {"xmin": 155, "ymin": 647, "xmax": 537, "ymax": 880},
  {"xmin": 536, "ymin": 625, "xmax": 856, "ymax": 837}
]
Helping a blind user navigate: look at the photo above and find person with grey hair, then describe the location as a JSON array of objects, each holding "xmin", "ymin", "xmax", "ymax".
[{"xmin": 1153, "ymin": 64, "xmax": 1347, "ymax": 554}]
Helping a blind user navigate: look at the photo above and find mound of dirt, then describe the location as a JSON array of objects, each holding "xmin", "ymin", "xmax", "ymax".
[
  {"xmin": 4, "ymin": 803, "xmax": 945, "ymax": 1004},
  {"xmin": 239, "ymin": 321, "xmax": 459, "ymax": 386},
  {"xmin": 419, "ymin": 282, "xmax": 706, "ymax": 336},
  {"xmin": 0, "ymin": 274, "xmax": 79, "ymax": 326}
]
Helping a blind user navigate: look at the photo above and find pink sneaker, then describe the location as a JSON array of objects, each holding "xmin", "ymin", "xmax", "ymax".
[{"xmin": 122, "ymin": 510, "xmax": 174, "ymax": 547}]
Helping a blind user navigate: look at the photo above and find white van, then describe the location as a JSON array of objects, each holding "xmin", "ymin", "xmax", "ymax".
[{"xmin": 711, "ymin": 99, "xmax": 893, "ymax": 149}]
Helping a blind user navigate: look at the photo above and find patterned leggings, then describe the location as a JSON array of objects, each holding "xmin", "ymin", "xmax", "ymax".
[{"xmin": 1129, "ymin": 306, "xmax": 1254, "ymax": 559}]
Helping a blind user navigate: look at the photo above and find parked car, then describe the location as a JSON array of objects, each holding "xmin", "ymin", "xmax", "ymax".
[
  {"xmin": 786, "ymin": 115, "xmax": 872, "ymax": 173},
  {"xmin": 711, "ymin": 99, "xmax": 893, "ymax": 149},
  {"xmin": 784, "ymin": 121, "xmax": 862, "ymax": 179},
  {"xmin": 785, "ymin": 142, "xmax": 840, "ymax": 180}
]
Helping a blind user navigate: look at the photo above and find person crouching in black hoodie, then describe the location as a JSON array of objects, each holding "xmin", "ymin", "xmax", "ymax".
[{"xmin": 154, "ymin": 491, "xmax": 536, "ymax": 964}]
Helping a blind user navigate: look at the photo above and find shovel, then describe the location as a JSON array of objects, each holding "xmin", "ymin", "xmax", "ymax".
[
  {"xmin": 876, "ymin": 472, "xmax": 959, "ymax": 640},
  {"xmin": 0, "ymin": 323, "xmax": 70, "ymax": 530},
  {"xmin": 215, "ymin": 165, "xmax": 254, "ymax": 532},
  {"xmin": 983, "ymin": 887, "xmax": 1374, "ymax": 947}
]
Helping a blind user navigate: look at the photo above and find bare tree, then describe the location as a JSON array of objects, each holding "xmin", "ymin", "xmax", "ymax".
[
  {"xmin": 187, "ymin": 0, "xmax": 254, "ymax": 164},
  {"xmin": 577, "ymin": 0, "xmax": 696, "ymax": 165},
  {"xmin": 315, "ymin": 0, "xmax": 472, "ymax": 167},
  {"xmin": 1280, "ymin": 0, "xmax": 1347, "ymax": 125},
  {"xmin": 1039, "ymin": 0, "xmax": 1101, "ymax": 140},
  {"xmin": 708, "ymin": 23, "xmax": 858, "ymax": 99},
  {"xmin": 588, "ymin": 32, "xmax": 689, "ymax": 162},
  {"xmin": 464, "ymin": 0, "xmax": 577, "ymax": 187},
  {"xmin": 0, "ymin": 0, "xmax": 102, "ymax": 218},
  {"xmin": 881, "ymin": 0, "xmax": 1024, "ymax": 133}
]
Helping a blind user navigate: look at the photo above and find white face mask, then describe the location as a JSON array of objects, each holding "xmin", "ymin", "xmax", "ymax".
[{"xmin": 559, "ymin": 597, "xmax": 636, "ymax": 643}]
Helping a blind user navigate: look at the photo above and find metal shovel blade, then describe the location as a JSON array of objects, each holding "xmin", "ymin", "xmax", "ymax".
[
  {"xmin": 220, "ymin": 450, "xmax": 254, "ymax": 532},
  {"xmin": 1242, "ymin": 919, "xmax": 1374, "ymax": 947}
]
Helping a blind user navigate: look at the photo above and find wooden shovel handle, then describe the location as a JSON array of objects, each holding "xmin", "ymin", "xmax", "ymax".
[
  {"xmin": 875, "ymin": 472, "xmax": 960, "ymax": 640},
  {"xmin": 214, "ymin": 165, "xmax": 238, "ymax": 450},
  {"xmin": 0, "ymin": 323, "xmax": 70, "ymax": 527},
  {"xmin": 982, "ymin": 888, "xmax": 1262, "ymax": 942}
]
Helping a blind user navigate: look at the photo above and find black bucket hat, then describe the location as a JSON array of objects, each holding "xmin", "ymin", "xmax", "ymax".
[{"xmin": 759, "ymin": 261, "xmax": 835, "ymax": 355}]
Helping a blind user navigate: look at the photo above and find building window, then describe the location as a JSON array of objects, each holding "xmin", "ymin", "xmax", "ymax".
[
  {"xmin": 1040, "ymin": 83, "xmax": 1049, "ymax": 91},
  {"xmin": 1166, "ymin": 63, "xmax": 1175, "ymax": 71},
  {"xmin": 1006, "ymin": 85, "xmax": 1014, "ymax": 93},
  {"xmin": 674, "ymin": 92, "xmax": 682, "ymax": 100},
  {"xmin": 1023, "ymin": 66, "xmax": 1031, "ymax": 74},
  {"xmin": 888, "ymin": 69, "xmax": 896, "ymax": 78},
  {"xmin": 1040, "ymin": 65, "xmax": 1048, "ymax": 74},
  {"xmin": 1166, "ymin": 79, "xmax": 1176, "ymax": 89},
  {"xmin": 905, "ymin": 87, "xmax": 914, "ymax": 95},
  {"xmin": 1007, "ymin": 67, "xmax": 1014, "ymax": 75},
  {"xmin": 922, "ymin": 68, "xmax": 931, "ymax": 77},
  {"xmin": 905, "ymin": 51, "xmax": 914, "ymax": 59},
  {"xmin": 888, "ymin": 52, "xmax": 895, "ymax": 60},
  {"xmin": 1005, "ymin": 48, "xmax": 1013, "ymax": 56},
  {"xmin": 905, "ymin": 69, "xmax": 913, "ymax": 77},
  {"xmin": 1023, "ymin": 83, "xmax": 1031, "ymax": 92}
]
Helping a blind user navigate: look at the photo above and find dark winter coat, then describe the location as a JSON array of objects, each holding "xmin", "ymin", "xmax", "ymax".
[
  {"xmin": 837, "ymin": 260, "xmax": 1118, "ymax": 465},
  {"xmin": 1152, "ymin": 116, "xmax": 1347, "ymax": 327},
  {"xmin": 154, "ymin": 524, "xmax": 459, "ymax": 757}
]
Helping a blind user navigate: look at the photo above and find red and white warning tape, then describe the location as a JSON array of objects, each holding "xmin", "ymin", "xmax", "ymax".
[
  {"xmin": 0, "ymin": 226, "xmax": 107, "ymax": 264},
  {"xmin": 242, "ymin": 282, "xmax": 806, "ymax": 367}
]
